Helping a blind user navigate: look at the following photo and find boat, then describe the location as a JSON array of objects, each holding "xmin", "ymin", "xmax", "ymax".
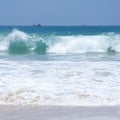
[{"xmin": 33, "ymin": 24, "xmax": 42, "ymax": 27}]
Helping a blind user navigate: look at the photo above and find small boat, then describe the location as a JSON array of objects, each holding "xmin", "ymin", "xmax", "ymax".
[
  {"xmin": 33, "ymin": 24, "xmax": 42, "ymax": 27},
  {"xmin": 81, "ymin": 25, "xmax": 86, "ymax": 27}
]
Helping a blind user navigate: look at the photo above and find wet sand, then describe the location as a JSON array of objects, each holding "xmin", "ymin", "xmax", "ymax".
[{"xmin": 0, "ymin": 106, "xmax": 120, "ymax": 120}]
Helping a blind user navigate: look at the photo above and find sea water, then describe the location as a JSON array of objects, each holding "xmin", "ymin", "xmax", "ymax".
[{"xmin": 0, "ymin": 26, "xmax": 120, "ymax": 106}]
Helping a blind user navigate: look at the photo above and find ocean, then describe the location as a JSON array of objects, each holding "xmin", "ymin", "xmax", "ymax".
[{"xmin": 0, "ymin": 26, "xmax": 120, "ymax": 106}]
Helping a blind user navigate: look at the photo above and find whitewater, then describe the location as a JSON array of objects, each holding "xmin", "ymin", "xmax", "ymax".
[{"xmin": 0, "ymin": 26, "xmax": 120, "ymax": 106}]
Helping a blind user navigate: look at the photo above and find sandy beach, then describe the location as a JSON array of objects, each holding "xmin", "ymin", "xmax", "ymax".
[{"xmin": 0, "ymin": 106, "xmax": 120, "ymax": 120}]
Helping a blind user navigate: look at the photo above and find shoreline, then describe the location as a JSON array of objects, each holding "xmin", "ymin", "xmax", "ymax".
[{"xmin": 0, "ymin": 105, "xmax": 120, "ymax": 120}]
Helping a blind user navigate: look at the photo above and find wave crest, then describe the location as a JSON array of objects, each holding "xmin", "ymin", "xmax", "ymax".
[
  {"xmin": 48, "ymin": 34, "xmax": 120, "ymax": 54},
  {"xmin": 0, "ymin": 29, "xmax": 48, "ymax": 54},
  {"xmin": 0, "ymin": 29, "xmax": 120, "ymax": 54}
]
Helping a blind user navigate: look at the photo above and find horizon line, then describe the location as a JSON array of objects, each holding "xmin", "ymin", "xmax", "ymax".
[{"xmin": 0, "ymin": 24, "xmax": 120, "ymax": 27}]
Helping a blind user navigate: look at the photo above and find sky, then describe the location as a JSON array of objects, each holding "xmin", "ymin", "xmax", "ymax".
[{"xmin": 0, "ymin": 0, "xmax": 120, "ymax": 25}]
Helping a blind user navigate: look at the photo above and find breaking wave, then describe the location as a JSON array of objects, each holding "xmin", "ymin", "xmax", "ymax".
[{"xmin": 0, "ymin": 29, "xmax": 120, "ymax": 54}]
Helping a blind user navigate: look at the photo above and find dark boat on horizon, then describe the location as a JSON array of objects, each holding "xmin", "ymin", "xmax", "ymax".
[{"xmin": 33, "ymin": 24, "xmax": 42, "ymax": 27}]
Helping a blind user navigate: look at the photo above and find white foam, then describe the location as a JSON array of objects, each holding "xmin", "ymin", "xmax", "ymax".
[
  {"xmin": 0, "ymin": 59, "xmax": 120, "ymax": 106},
  {"xmin": 48, "ymin": 34, "xmax": 120, "ymax": 53}
]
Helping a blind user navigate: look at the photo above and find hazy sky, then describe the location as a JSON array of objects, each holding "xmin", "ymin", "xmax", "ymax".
[{"xmin": 0, "ymin": 0, "xmax": 120, "ymax": 25}]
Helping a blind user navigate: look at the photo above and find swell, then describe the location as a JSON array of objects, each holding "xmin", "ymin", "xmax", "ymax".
[{"xmin": 0, "ymin": 29, "xmax": 120, "ymax": 54}]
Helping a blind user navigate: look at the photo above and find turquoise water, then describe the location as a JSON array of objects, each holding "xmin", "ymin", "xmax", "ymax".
[{"xmin": 0, "ymin": 26, "xmax": 120, "ymax": 105}]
